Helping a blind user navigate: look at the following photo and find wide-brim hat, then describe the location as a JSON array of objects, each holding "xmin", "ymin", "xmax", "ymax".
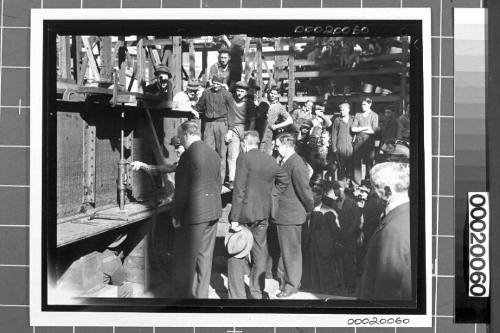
[
  {"xmin": 186, "ymin": 79, "xmax": 200, "ymax": 91},
  {"xmin": 224, "ymin": 227, "xmax": 253, "ymax": 259},
  {"xmin": 154, "ymin": 65, "xmax": 172, "ymax": 78},
  {"xmin": 235, "ymin": 81, "xmax": 249, "ymax": 90},
  {"xmin": 108, "ymin": 234, "xmax": 127, "ymax": 249},
  {"xmin": 301, "ymin": 119, "xmax": 314, "ymax": 129}
]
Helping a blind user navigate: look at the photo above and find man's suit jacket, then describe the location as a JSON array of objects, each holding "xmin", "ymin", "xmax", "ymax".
[
  {"xmin": 275, "ymin": 153, "xmax": 314, "ymax": 225},
  {"xmin": 173, "ymin": 140, "xmax": 222, "ymax": 225},
  {"xmin": 358, "ymin": 202, "xmax": 412, "ymax": 301},
  {"xmin": 230, "ymin": 149, "xmax": 290, "ymax": 224}
]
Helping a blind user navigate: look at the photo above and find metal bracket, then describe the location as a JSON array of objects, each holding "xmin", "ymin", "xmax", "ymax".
[{"xmin": 82, "ymin": 123, "xmax": 96, "ymax": 206}]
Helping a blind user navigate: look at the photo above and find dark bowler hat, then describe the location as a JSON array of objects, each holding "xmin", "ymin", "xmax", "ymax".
[
  {"xmin": 218, "ymin": 47, "xmax": 231, "ymax": 55},
  {"xmin": 186, "ymin": 79, "xmax": 200, "ymax": 91},
  {"xmin": 247, "ymin": 78, "xmax": 261, "ymax": 91},
  {"xmin": 235, "ymin": 81, "xmax": 249, "ymax": 90},
  {"xmin": 154, "ymin": 65, "xmax": 172, "ymax": 78}
]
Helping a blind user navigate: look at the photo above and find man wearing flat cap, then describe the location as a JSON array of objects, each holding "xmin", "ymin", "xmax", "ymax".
[
  {"xmin": 173, "ymin": 79, "xmax": 202, "ymax": 119},
  {"xmin": 144, "ymin": 64, "xmax": 172, "ymax": 99},
  {"xmin": 195, "ymin": 75, "xmax": 237, "ymax": 184},
  {"xmin": 225, "ymin": 81, "xmax": 256, "ymax": 189}
]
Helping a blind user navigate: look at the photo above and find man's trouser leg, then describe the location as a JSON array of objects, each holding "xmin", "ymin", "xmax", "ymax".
[
  {"xmin": 227, "ymin": 125, "xmax": 244, "ymax": 182},
  {"xmin": 338, "ymin": 153, "xmax": 353, "ymax": 181},
  {"xmin": 214, "ymin": 121, "xmax": 228, "ymax": 184},
  {"xmin": 228, "ymin": 219, "xmax": 269, "ymax": 299},
  {"xmin": 276, "ymin": 224, "xmax": 303, "ymax": 293},
  {"xmin": 227, "ymin": 253, "xmax": 247, "ymax": 299},
  {"xmin": 363, "ymin": 142, "xmax": 375, "ymax": 181},
  {"xmin": 203, "ymin": 122, "xmax": 216, "ymax": 150},
  {"xmin": 352, "ymin": 142, "xmax": 363, "ymax": 186},
  {"xmin": 185, "ymin": 220, "xmax": 218, "ymax": 299},
  {"xmin": 248, "ymin": 219, "xmax": 269, "ymax": 299}
]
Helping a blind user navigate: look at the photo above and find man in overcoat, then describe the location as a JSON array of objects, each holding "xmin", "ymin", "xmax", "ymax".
[
  {"xmin": 172, "ymin": 120, "xmax": 222, "ymax": 299},
  {"xmin": 358, "ymin": 162, "xmax": 411, "ymax": 301}
]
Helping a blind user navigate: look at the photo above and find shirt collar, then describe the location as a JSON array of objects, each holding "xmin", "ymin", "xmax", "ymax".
[
  {"xmin": 217, "ymin": 63, "xmax": 229, "ymax": 71},
  {"xmin": 385, "ymin": 197, "xmax": 410, "ymax": 215},
  {"xmin": 281, "ymin": 151, "xmax": 295, "ymax": 164}
]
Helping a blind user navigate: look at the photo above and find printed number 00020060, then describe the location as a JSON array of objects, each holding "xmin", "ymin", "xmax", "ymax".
[{"xmin": 468, "ymin": 193, "xmax": 489, "ymax": 297}]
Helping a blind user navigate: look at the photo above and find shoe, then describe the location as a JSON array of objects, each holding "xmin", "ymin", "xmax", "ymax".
[{"xmin": 276, "ymin": 290, "xmax": 297, "ymax": 298}]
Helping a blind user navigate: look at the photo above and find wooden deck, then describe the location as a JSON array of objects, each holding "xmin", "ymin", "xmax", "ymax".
[{"xmin": 57, "ymin": 186, "xmax": 231, "ymax": 247}]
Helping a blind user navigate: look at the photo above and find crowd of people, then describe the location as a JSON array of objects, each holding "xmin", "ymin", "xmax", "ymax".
[{"xmin": 130, "ymin": 46, "xmax": 413, "ymax": 301}]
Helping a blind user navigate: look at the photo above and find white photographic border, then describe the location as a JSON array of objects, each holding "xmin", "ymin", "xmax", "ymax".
[{"xmin": 30, "ymin": 7, "xmax": 433, "ymax": 327}]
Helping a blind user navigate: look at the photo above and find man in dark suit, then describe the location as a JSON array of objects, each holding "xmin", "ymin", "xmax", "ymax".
[
  {"xmin": 227, "ymin": 131, "xmax": 290, "ymax": 299},
  {"xmin": 358, "ymin": 162, "xmax": 412, "ymax": 301},
  {"xmin": 274, "ymin": 133, "xmax": 314, "ymax": 297},
  {"xmin": 172, "ymin": 120, "xmax": 222, "ymax": 299}
]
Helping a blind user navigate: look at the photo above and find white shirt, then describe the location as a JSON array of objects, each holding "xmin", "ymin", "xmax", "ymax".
[
  {"xmin": 385, "ymin": 195, "xmax": 410, "ymax": 216},
  {"xmin": 172, "ymin": 90, "xmax": 202, "ymax": 111},
  {"xmin": 281, "ymin": 150, "xmax": 295, "ymax": 165}
]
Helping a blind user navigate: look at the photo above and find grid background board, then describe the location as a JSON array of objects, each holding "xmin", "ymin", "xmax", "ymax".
[{"xmin": 0, "ymin": 0, "xmax": 488, "ymax": 332}]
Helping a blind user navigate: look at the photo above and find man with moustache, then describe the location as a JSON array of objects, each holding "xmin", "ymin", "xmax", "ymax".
[
  {"xmin": 171, "ymin": 120, "xmax": 222, "ymax": 299},
  {"xmin": 274, "ymin": 133, "xmax": 314, "ymax": 297},
  {"xmin": 227, "ymin": 131, "xmax": 290, "ymax": 299}
]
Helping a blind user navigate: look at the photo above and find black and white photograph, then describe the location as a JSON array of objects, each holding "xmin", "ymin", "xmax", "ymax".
[{"xmin": 30, "ymin": 9, "xmax": 433, "ymax": 327}]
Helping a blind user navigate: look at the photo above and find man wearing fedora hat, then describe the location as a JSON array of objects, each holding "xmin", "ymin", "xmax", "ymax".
[
  {"xmin": 144, "ymin": 64, "xmax": 172, "ymax": 99},
  {"xmin": 227, "ymin": 130, "xmax": 290, "ymax": 299},
  {"xmin": 225, "ymin": 81, "xmax": 256, "ymax": 189},
  {"xmin": 172, "ymin": 79, "xmax": 202, "ymax": 119}
]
